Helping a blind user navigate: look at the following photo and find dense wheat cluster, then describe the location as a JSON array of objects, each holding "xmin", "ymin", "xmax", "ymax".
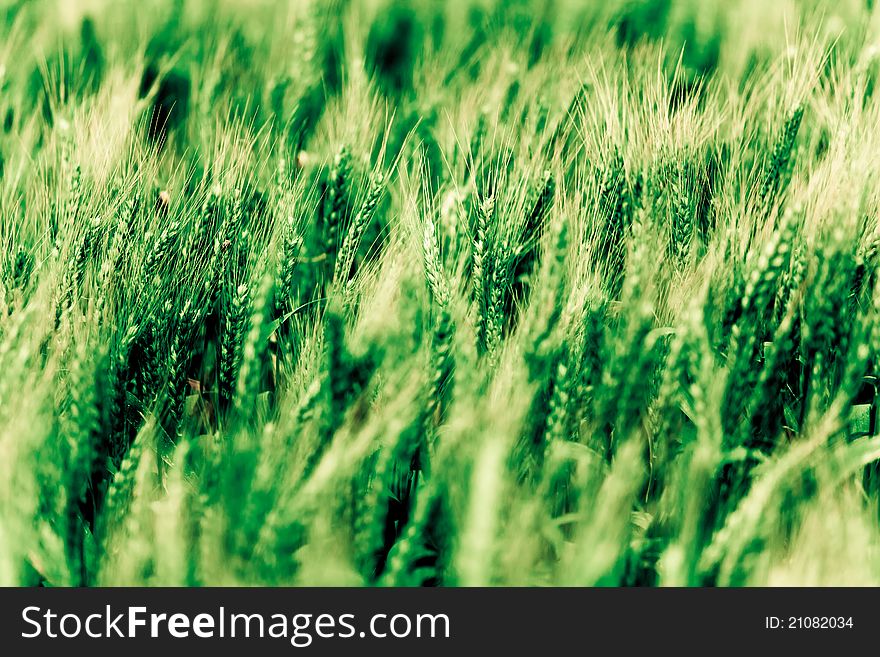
[{"xmin": 2, "ymin": 0, "xmax": 880, "ymax": 587}]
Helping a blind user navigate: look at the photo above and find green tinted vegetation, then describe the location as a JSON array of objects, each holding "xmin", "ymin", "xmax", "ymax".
[{"xmin": 0, "ymin": 0, "xmax": 879, "ymax": 586}]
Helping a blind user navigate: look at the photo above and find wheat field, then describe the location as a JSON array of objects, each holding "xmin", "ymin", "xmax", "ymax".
[{"xmin": 1, "ymin": 0, "xmax": 879, "ymax": 587}]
